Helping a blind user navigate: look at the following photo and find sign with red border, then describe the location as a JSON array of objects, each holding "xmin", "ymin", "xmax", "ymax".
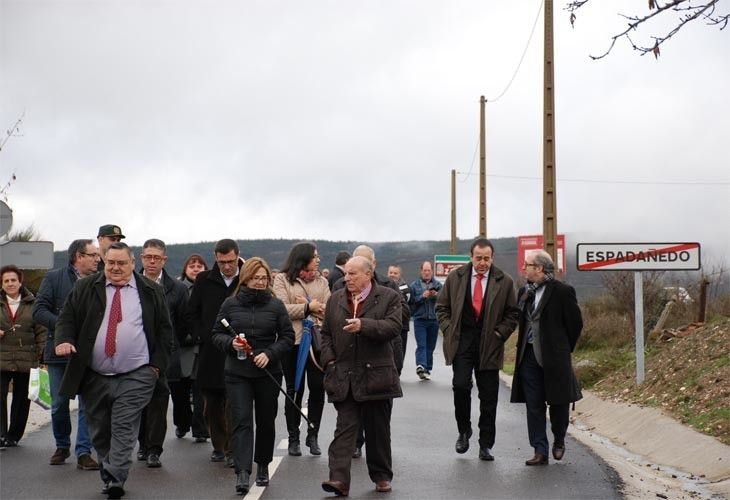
[{"xmin": 577, "ymin": 242, "xmax": 701, "ymax": 271}]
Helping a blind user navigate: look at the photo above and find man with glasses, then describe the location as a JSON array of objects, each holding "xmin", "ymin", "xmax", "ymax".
[
  {"xmin": 510, "ymin": 250, "xmax": 583, "ymax": 466},
  {"xmin": 55, "ymin": 242, "xmax": 172, "ymax": 499},
  {"xmin": 136, "ymin": 239, "xmax": 189, "ymax": 468},
  {"xmin": 33, "ymin": 239, "xmax": 101, "ymax": 471},
  {"xmin": 436, "ymin": 238, "xmax": 519, "ymax": 461},
  {"xmin": 96, "ymin": 225, "xmax": 125, "ymax": 272},
  {"xmin": 187, "ymin": 239, "xmax": 243, "ymax": 467}
]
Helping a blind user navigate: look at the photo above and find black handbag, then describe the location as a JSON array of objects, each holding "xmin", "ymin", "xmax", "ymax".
[{"xmin": 309, "ymin": 323, "xmax": 324, "ymax": 371}]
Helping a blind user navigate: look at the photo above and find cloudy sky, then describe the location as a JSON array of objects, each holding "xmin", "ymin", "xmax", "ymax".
[{"xmin": 1, "ymin": 1, "xmax": 728, "ymax": 260}]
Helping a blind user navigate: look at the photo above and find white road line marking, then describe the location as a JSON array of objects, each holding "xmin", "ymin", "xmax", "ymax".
[{"xmin": 243, "ymin": 456, "xmax": 282, "ymax": 499}]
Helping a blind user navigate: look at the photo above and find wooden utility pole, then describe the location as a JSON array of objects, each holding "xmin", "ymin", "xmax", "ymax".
[
  {"xmin": 450, "ymin": 169, "xmax": 457, "ymax": 254},
  {"xmin": 698, "ymin": 277, "xmax": 710, "ymax": 323},
  {"xmin": 543, "ymin": 0, "xmax": 558, "ymax": 262},
  {"xmin": 479, "ymin": 95, "xmax": 486, "ymax": 237}
]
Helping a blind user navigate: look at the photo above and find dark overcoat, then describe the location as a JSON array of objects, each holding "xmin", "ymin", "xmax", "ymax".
[
  {"xmin": 185, "ymin": 263, "xmax": 240, "ymax": 390},
  {"xmin": 320, "ymin": 281, "xmax": 402, "ymax": 402},
  {"xmin": 436, "ymin": 263, "xmax": 519, "ymax": 370},
  {"xmin": 510, "ymin": 279, "xmax": 583, "ymax": 405},
  {"xmin": 54, "ymin": 271, "xmax": 173, "ymax": 398},
  {"xmin": 32, "ymin": 264, "xmax": 80, "ymax": 364}
]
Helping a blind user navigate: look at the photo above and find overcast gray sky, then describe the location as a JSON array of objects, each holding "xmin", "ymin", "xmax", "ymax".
[{"xmin": 1, "ymin": 0, "xmax": 728, "ymax": 260}]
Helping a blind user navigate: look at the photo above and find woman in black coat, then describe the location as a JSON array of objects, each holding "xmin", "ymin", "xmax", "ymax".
[{"xmin": 211, "ymin": 257, "xmax": 294, "ymax": 496}]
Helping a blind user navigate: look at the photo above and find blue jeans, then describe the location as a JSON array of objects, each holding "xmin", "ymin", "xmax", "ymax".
[
  {"xmin": 414, "ymin": 318, "xmax": 439, "ymax": 372},
  {"xmin": 48, "ymin": 363, "xmax": 92, "ymax": 457}
]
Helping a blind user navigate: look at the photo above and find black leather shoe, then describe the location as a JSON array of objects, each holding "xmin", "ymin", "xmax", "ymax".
[
  {"xmin": 525, "ymin": 453, "xmax": 549, "ymax": 466},
  {"xmin": 175, "ymin": 427, "xmax": 187, "ymax": 439},
  {"xmin": 306, "ymin": 434, "xmax": 321, "ymax": 456},
  {"xmin": 136, "ymin": 448, "xmax": 148, "ymax": 461},
  {"xmin": 101, "ymin": 482, "xmax": 110, "ymax": 495},
  {"xmin": 479, "ymin": 447, "xmax": 494, "ymax": 461},
  {"xmin": 455, "ymin": 429, "xmax": 472, "ymax": 454},
  {"xmin": 107, "ymin": 484, "xmax": 125, "ymax": 499},
  {"xmin": 552, "ymin": 442, "xmax": 565, "ymax": 460},
  {"xmin": 236, "ymin": 472, "xmax": 250, "ymax": 495},
  {"xmin": 288, "ymin": 441, "xmax": 302, "ymax": 456},
  {"xmin": 210, "ymin": 450, "xmax": 225, "ymax": 462},
  {"xmin": 146, "ymin": 453, "xmax": 161, "ymax": 468},
  {"xmin": 225, "ymin": 455, "xmax": 235, "ymax": 468},
  {"xmin": 352, "ymin": 446, "xmax": 362, "ymax": 459},
  {"xmin": 255, "ymin": 464, "xmax": 269, "ymax": 486}
]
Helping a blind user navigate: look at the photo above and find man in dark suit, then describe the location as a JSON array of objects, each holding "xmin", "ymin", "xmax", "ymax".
[
  {"xmin": 186, "ymin": 238, "xmax": 242, "ymax": 466},
  {"xmin": 320, "ymin": 256, "xmax": 402, "ymax": 496},
  {"xmin": 136, "ymin": 238, "xmax": 189, "ymax": 468},
  {"xmin": 510, "ymin": 250, "xmax": 583, "ymax": 466},
  {"xmin": 327, "ymin": 251, "xmax": 350, "ymax": 291},
  {"xmin": 436, "ymin": 238, "xmax": 519, "ymax": 461},
  {"xmin": 55, "ymin": 242, "xmax": 172, "ymax": 499}
]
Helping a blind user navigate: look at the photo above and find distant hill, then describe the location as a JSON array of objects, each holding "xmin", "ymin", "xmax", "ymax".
[{"xmin": 52, "ymin": 237, "xmax": 606, "ymax": 300}]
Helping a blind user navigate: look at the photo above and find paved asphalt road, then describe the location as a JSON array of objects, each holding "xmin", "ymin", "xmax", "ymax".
[{"xmin": 0, "ymin": 333, "xmax": 621, "ymax": 499}]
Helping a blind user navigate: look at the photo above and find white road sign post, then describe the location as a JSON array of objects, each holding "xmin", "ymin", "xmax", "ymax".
[{"xmin": 577, "ymin": 242, "xmax": 701, "ymax": 385}]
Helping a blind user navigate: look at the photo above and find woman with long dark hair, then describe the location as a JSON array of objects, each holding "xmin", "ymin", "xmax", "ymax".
[
  {"xmin": 178, "ymin": 254, "xmax": 209, "ymax": 443},
  {"xmin": 211, "ymin": 258, "xmax": 294, "ymax": 495},
  {"xmin": 0, "ymin": 265, "xmax": 46, "ymax": 447},
  {"xmin": 272, "ymin": 242, "xmax": 330, "ymax": 456}
]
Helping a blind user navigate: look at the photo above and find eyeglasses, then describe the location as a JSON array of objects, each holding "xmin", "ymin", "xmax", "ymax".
[
  {"xmin": 80, "ymin": 252, "xmax": 100, "ymax": 259},
  {"xmin": 141, "ymin": 255, "xmax": 165, "ymax": 262},
  {"xmin": 106, "ymin": 260, "xmax": 131, "ymax": 267},
  {"xmin": 217, "ymin": 259, "xmax": 238, "ymax": 267}
]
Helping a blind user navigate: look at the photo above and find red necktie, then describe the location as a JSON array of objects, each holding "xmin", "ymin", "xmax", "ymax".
[
  {"xmin": 105, "ymin": 285, "xmax": 123, "ymax": 357},
  {"xmin": 472, "ymin": 273, "xmax": 485, "ymax": 319}
]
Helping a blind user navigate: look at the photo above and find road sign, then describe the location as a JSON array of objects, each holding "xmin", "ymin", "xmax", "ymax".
[
  {"xmin": 0, "ymin": 241, "xmax": 54, "ymax": 269},
  {"xmin": 434, "ymin": 254, "xmax": 470, "ymax": 283},
  {"xmin": 517, "ymin": 234, "xmax": 566, "ymax": 274},
  {"xmin": 577, "ymin": 242, "xmax": 701, "ymax": 271},
  {"xmin": 0, "ymin": 201, "xmax": 12, "ymax": 237}
]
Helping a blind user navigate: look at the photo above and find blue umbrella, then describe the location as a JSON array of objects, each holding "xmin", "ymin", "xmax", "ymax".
[{"xmin": 295, "ymin": 317, "xmax": 314, "ymax": 392}]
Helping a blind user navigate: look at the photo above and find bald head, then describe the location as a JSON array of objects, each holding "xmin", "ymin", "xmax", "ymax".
[{"xmin": 353, "ymin": 245, "xmax": 376, "ymax": 266}]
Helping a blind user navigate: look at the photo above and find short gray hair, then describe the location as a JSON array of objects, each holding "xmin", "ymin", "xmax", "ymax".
[
  {"xmin": 533, "ymin": 250, "xmax": 555, "ymax": 273},
  {"xmin": 353, "ymin": 245, "xmax": 375, "ymax": 263},
  {"xmin": 349, "ymin": 255, "xmax": 373, "ymax": 274}
]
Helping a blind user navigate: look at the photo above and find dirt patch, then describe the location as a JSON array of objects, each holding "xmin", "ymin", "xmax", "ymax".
[{"xmin": 592, "ymin": 318, "xmax": 730, "ymax": 445}]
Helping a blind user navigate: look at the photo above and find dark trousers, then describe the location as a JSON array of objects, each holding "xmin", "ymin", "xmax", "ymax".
[
  {"xmin": 399, "ymin": 330, "xmax": 408, "ymax": 375},
  {"xmin": 328, "ymin": 393, "xmax": 393, "ymax": 486},
  {"xmin": 137, "ymin": 377, "xmax": 170, "ymax": 455},
  {"xmin": 281, "ymin": 347, "xmax": 324, "ymax": 439},
  {"xmin": 226, "ymin": 374, "xmax": 280, "ymax": 475},
  {"xmin": 0, "ymin": 370, "xmax": 31, "ymax": 442},
  {"xmin": 169, "ymin": 377, "xmax": 193, "ymax": 433},
  {"xmin": 520, "ymin": 344, "xmax": 569, "ymax": 456},
  {"xmin": 452, "ymin": 350, "xmax": 499, "ymax": 449},
  {"xmin": 191, "ymin": 379, "xmax": 208, "ymax": 438},
  {"xmin": 201, "ymin": 387, "xmax": 232, "ymax": 456},
  {"xmin": 81, "ymin": 366, "xmax": 156, "ymax": 487}
]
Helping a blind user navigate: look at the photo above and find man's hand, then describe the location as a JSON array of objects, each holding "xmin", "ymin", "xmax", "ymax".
[
  {"xmin": 55, "ymin": 343, "xmax": 77, "ymax": 357},
  {"xmin": 343, "ymin": 318, "xmax": 361, "ymax": 334}
]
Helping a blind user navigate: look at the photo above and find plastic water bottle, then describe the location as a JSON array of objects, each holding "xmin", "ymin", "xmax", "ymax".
[{"xmin": 237, "ymin": 334, "xmax": 247, "ymax": 360}]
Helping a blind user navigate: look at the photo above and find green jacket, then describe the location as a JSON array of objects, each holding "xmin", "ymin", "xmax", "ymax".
[
  {"xmin": 55, "ymin": 271, "xmax": 172, "ymax": 398},
  {"xmin": 0, "ymin": 287, "xmax": 46, "ymax": 373}
]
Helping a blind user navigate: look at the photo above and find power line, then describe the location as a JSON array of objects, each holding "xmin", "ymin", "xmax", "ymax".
[
  {"xmin": 463, "ymin": 173, "xmax": 730, "ymax": 186},
  {"xmin": 459, "ymin": 137, "xmax": 480, "ymax": 182},
  {"xmin": 485, "ymin": 0, "xmax": 544, "ymax": 103}
]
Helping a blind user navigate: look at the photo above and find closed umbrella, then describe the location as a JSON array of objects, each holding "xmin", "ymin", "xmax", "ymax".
[{"xmin": 295, "ymin": 317, "xmax": 314, "ymax": 392}]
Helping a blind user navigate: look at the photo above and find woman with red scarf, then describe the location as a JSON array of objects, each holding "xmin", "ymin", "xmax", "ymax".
[{"xmin": 273, "ymin": 242, "xmax": 330, "ymax": 456}]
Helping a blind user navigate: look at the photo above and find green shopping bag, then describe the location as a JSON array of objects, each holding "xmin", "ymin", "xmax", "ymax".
[{"xmin": 28, "ymin": 367, "xmax": 52, "ymax": 410}]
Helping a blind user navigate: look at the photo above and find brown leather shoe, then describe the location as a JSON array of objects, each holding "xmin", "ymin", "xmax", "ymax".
[
  {"xmin": 322, "ymin": 480, "xmax": 349, "ymax": 496},
  {"xmin": 525, "ymin": 453, "xmax": 548, "ymax": 466},
  {"xmin": 49, "ymin": 448, "xmax": 70, "ymax": 465},
  {"xmin": 552, "ymin": 443, "xmax": 565, "ymax": 461},
  {"xmin": 375, "ymin": 480, "xmax": 392, "ymax": 493},
  {"xmin": 77, "ymin": 453, "xmax": 100, "ymax": 470}
]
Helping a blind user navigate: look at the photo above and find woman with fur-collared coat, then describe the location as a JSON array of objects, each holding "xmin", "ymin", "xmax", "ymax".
[{"xmin": 0, "ymin": 265, "xmax": 46, "ymax": 447}]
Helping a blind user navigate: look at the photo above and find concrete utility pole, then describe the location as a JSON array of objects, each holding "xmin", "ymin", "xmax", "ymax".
[
  {"xmin": 450, "ymin": 169, "xmax": 457, "ymax": 254},
  {"xmin": 479, "ymin": 95, "xmax": 486, "ymax": 237},
  {"xmin": 543, "ymin": 0, "xmax": 558, "ymax": 262}
]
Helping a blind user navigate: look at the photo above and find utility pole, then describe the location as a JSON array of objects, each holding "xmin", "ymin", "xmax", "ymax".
[
  {"xmin": 543, "ymin": 0, "xmax": 558, "ymax": 262},
  {"xmin": 479, "ymin": 95, "xmax": 486, "ymax": 237},
  {"xmin": 450, "ymin": 169, "xmax": 457, "ymax": 254}
]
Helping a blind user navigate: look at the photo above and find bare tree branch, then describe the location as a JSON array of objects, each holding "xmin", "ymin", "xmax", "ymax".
[{"xmin": 566, "ymin": 0, "xmax": 729, "ymax": 59}]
